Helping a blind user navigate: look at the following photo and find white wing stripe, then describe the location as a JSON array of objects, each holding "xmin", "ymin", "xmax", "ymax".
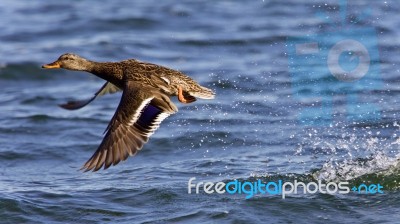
[
  {"xmin": 144, "ymin": 112, "xmax": 170, "ymax": 137},
  {"xmin": 127, "ymin": 97, "xmax": 153, "ymax": 126}
]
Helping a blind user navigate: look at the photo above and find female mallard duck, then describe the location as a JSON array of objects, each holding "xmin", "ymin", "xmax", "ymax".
[{"xmin": 42, "ymin": 53, "xmax": 215, "ymax": 172}]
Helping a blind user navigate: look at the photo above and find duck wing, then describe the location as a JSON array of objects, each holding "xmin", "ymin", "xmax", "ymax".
[
  {"xmin": 81, "ymin": 81, "xmax": 178, "ymax": 172},
  {"xmin": 59, "ymin": 82, "xmax": 121, "ymax": 110}
]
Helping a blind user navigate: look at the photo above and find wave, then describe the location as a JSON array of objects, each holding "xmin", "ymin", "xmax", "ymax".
[{"xmin": 312, "ymin": 151, "xmax": 400, "ymax": 190}]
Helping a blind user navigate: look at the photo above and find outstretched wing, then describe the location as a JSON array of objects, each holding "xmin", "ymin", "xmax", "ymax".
[
  {"xmin": 81, "ymin": 81, "xmax": 178, "ymax": 172},
  {"xmin": 60, "ymin": 82, "xmax": 121, "ymax": 110}
]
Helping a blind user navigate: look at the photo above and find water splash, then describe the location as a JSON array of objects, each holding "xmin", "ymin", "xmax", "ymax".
[
  {"xmin": 293, "ymin": 121, "xmax": 400, "ymax": 190},
  {"xmin": 313, "ymin": 151, "xmax": 400, "ymax": 182}
]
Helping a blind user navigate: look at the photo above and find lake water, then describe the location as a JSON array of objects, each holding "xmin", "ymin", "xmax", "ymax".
[{"xmin": 1, "ymin": 0, "xmax": 400, "ymax": 223}]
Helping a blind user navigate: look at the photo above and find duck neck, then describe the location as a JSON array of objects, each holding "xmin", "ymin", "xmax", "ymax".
[{"xmin": 87, "ymin": 61, "xmax": 123, "ymax": 87}]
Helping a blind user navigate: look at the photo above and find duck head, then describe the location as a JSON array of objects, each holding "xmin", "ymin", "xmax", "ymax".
[{"xmin": 42, "ymin": 53, "xmax": 91, "ymax": 71}]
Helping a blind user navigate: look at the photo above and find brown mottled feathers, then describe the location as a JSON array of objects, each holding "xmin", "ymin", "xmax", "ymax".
[
  {"xmin": 61, "ymin": 59, "xmax": 214, "ymax": 110},
  {"xmin": 42, "ymin": 53, "xmax": 215, "ymax": 172},
  {"xmin": 81, "ymin": 81, "xmax": 177, "ymax": 172}
]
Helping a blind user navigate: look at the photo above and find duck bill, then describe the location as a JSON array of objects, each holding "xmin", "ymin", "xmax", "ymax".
[{"xmin": 42, "ymin": 61, "xmax": 61, "ymax": 69}]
